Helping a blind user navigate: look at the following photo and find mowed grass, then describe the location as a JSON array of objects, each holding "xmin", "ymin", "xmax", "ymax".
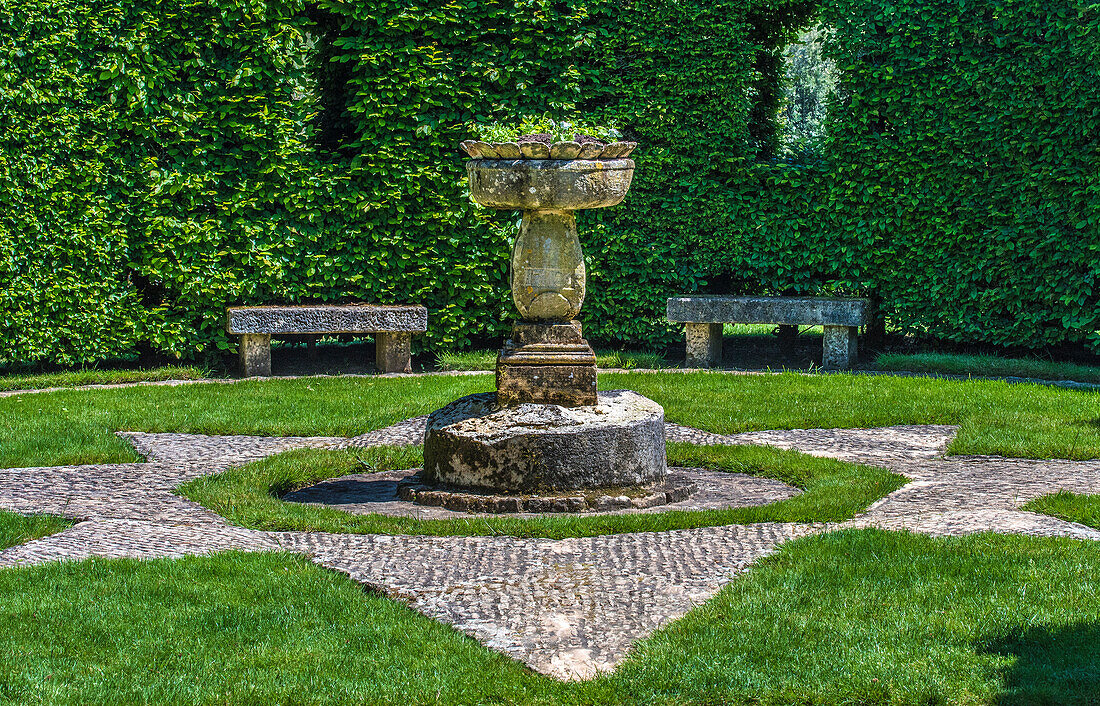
[
  {"xmin": 0, "ymin": 365, "xmax": 211, "ymax": 393},
  {"xmin": 3, "ymin": 371, "xmax": 1100, "ymax": 468},
  {"xmin": 0, "ymin": 375, "xmax": 492, "ymax": 468},
  {"xmin": 178, "ymin": 443, "xmax": 903, "ymax": 538},
  {"xmin": 0, "ymin": 511, "xmax": 73, "ymax": 550},
  {"xmin": 876, "ymin": 352, "xmax": 1100, "ymax": 384},
  {"xmin": 1, "ymin": 531, "xmax": 1098, "ymax": 704},
  {"xmin": 1023, "ymin": 491, "xmax": 1100, "ymax": 531}
]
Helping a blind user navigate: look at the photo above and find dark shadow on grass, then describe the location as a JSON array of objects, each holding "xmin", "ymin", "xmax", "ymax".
[{"xmin": 981, "ymin": 623, "xmax": 1100, "ymax": 705}]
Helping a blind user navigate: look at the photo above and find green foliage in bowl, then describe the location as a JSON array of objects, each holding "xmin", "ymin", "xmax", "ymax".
[{"xmin": 474, "ymin": 116, "xmax": 621, "ymax": 144}]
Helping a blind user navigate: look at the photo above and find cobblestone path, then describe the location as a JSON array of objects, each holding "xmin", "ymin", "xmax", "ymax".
[{"xmin": 2, "ymin": 419, "xmax": 1099, "ymax": 679}]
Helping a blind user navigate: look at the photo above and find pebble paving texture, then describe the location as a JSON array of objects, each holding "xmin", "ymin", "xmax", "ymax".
[{"xmin": 3, "ymin": 399, "xmax": 1100, "ymax": 679}]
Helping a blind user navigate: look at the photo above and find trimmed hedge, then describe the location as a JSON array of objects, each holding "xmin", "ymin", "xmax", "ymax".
[
  {"xmin": 1, "ymin": 0, "xmax": 1096, "ymax": 367},
  {"xmin": 817, "ymin": 0, "xmax": 1100, "ymax": 349},
  {"xmin": 0, "ymin": 0, "xmax": 808, "ymax": 366}
]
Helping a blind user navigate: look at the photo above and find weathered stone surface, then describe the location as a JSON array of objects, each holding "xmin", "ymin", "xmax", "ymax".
[
  {"xmin": 822, "ymin": 324, "xmax": 858, "ymax": 370},
  {"xmin": 496, "ymin": 364, "xmax": 597, "ymax": 406},
  {"xmin": 599, "ymin": 141, "xmax": 637, "ymax": 158},
  {"xmin": 226, "ymin": 304, "xmax": 427, "ymax": 335},
  {"xmin": 491, "ymin": 142, "xmax": 522, "ymax": 159},
  {"xmin": 549, "ymin": 141, "xmax": 582, "ymax": 159},
  {"xmin": 423, "ymin": 390, "xmax": 666, "ymax": 492},
  {"xmin": 467, "ymin": 159, "xmax": 634, "ymax": 211},
  {"xmin": 375, "ymin": 332, "xmax": 412, "ymax": 374},
  {"xmin": 685, "ymin": 322, "xmax": 723, "ymax": 369},
  {"xmin": 496, "ymin": 321, "xmax": 597, "ymax": 405},
  {"xmin": 473, "ymin": 140, "xmax": 497, "ymax": 158},
  {"xmin": 520, "ymin": 141, "xmax": 551, "ymax": 159},
  {"xmin": 284, "ymin": 464, "xmax": 800, "ymax": 519},
  {"xmin": 510, "ymin": 320, "xmax": 586, "ymax": 346},
  {"xmin": 238, "ymin": 333, "xmax": 271, "ymax": 377},
  {"xmin": 511, "ymin": 210, "xmax": 586, "ymax": 320},
  {"xmin": 667, "ymin": 296, "xmax": 870, "ymax": 327},
  {"xmin": 396, "ymin": 471, "xmax": 697, "ymax": 514},
  {"xmin": 577, "ymin": 142, "xmax": 604, "ymax": 159}
]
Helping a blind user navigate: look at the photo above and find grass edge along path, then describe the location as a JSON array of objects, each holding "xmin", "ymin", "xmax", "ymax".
[
  {"xmin": 0, "ymin": 510, "xmax": 74, "ymax": 550},
  {"xmin": 177, "ymin": 442, "xmax": 904, "ymax": 539},
  {"xmin": 0, "ymin": 365, "xmax": 211, "ymax": 393},
  {"xmin": 1, "ymin": 531, "xmax": 1099, "ymax": 703},
  {"xmin": 1022, "ymin": 491, "xmax": 1100, "ymax": 531},
  {"xmin": 877, "ymin": 352, "xmax": 1100, "ymax": 385},
  {"xmin": 5, "ymin": 371, "xmax": 1100, "ymax": 468}
]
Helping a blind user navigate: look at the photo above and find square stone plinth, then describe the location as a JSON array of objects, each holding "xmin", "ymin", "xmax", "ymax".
[
  {"xmin": 496, "ymin": 321, "xmax": 597, "ymax": 406},
  {"xmin": 497, "ymin": 364, "xmax": 597, "ymax": 406}
]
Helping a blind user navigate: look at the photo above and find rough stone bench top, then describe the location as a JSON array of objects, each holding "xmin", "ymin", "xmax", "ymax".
[
  {"xmin": 226, "ymin": 304, "xmax": 428, "ymax": 335},
  {"xmin": 667, "ymin": 296, "xmax": 870, "ymax": 327}
]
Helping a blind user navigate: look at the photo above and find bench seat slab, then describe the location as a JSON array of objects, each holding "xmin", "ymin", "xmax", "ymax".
[
  {"xmin": 667, "ymin": 296, "xmax": 870, "ymax": 328},
  {"xmin": 227, "ymin": 305, "xmax": 427, "ymax": 335}
]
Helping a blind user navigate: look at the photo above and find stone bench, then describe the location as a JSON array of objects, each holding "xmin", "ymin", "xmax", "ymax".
[
  {"xmin": 666, "ymin": 296, "xmax": 871, "ymax": 370},
  {"xmin": 226, "ymin": 305, "xmax": 428, "ymax": 376}
]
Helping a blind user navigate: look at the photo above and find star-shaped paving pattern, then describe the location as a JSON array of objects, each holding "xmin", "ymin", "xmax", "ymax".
[{"xmin": 2, "ymin": 418, "xmax": 1099, "ymax": 679}]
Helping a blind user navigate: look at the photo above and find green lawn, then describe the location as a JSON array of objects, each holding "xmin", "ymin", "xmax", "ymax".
[
  {"xmin": 178, "ymin": 442, "xmax": 902, "ymax": 538},
  {"xmin": 1023, "ymin": 491, "xmax": 1100, "ymax": 531},
  {"xmin": 0, "ymin": 511, "xmax": 73, "ymax": 550},
  {"xmin": 1, "ymin": 531, "xmax": 1097, "ymax": 704},
  {"xmin": 3, "ymin": 372, "xmax": 1100, "ymax": 469},
  {"xmin": 876, "ymin": 352, "xmax": 1100, "ymax": 384}
]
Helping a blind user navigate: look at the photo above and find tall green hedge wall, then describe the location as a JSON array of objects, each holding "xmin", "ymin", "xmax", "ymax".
[
  {"xmin": 817, "ymin": 0, "xmax": 1100, "ymax": 349},
  {"xmin": 1, "ymin": 0, "xmax": 810, "ymax": 365},
  {"xmin": 1, "ymin": 0, "xmax": 1097, "ymax": 367}
]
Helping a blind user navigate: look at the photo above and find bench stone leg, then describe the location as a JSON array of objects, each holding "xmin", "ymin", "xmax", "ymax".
[
  {"xmin": 239, "ymin": 334, "xmax": 271, "ymax": 377},
  {"xmin": 822, "ymin": 325, "xmax": 858, "ymax": 370},
  {"xmin": 376, "ymin": 332, "xmax": 412, "ymax": 373},
  {"xmin": 685, "ymin": 323, "xmax": 723, "ymax": 368}
]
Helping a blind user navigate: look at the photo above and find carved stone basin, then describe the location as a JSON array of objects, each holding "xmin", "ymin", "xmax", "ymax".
[{"xmin": 468, "ymin": 159, "xmax": 635, "ymax": 211}]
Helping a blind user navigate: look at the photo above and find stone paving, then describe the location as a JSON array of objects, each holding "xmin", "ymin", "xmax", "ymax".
[{"xmin": 2, "ymin": 416, "xmax": 1100, "ymax": 679}]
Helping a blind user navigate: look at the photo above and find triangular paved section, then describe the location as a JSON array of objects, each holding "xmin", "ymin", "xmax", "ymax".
[{"xmin": 272, "ymin": 523, "xmax": 820, "ymax": 679}]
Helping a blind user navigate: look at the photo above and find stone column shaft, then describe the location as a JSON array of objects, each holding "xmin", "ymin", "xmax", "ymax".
[{"xmin": 510, "ymin": 209, "xmax": 585, "ymax": 321}]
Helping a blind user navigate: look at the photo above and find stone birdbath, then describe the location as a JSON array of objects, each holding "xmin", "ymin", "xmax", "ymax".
[
  {"xmin": 410, "ymin": 132, "xmax": 680, "ymax": 511},
  {"xmin": 463, "ymin": 136, "xmax": 637, "ymax": 406}
]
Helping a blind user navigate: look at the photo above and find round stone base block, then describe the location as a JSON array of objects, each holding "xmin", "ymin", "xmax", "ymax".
[
  {"xmin": 423, "ymin": 390, "xmax": 666, "ymax": 492},
  {"xmin": 397, "ymin": 471, "xmax": 696, "ymax": 515}
]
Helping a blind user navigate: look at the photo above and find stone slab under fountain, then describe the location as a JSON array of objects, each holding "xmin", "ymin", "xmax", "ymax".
[{"xmin": 415, "ymin": 135, "xmax": 675, "ymax": 509}]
